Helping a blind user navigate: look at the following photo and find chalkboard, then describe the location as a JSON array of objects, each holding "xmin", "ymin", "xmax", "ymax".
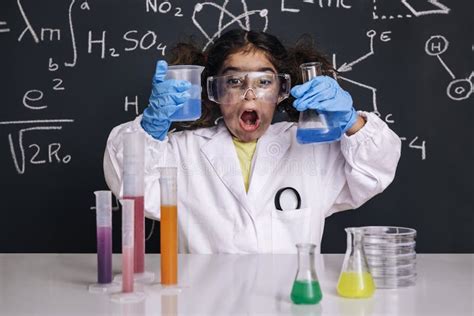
[{"xmin": 1, "ymin": 0, "xmax": 472, "ymax": 253}]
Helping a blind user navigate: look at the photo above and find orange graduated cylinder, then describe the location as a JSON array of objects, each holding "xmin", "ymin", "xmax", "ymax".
[{"xmin": 160, "ymin": 205, "xmax": 178, "ymax": 285}]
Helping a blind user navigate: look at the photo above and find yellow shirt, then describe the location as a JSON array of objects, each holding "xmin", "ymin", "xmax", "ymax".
[{"xmin": 232, "ymin": 137, "xmax": 257, "ymax": 192}]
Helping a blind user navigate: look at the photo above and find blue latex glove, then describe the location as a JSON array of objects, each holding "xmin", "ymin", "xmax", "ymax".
[
  {"xmin": 291, "ymin": 76, "xmax": 358, "ymax": 133},
  {"xmin": 140, "ymin": 60, "xmax": 191, "ymax": 140}
]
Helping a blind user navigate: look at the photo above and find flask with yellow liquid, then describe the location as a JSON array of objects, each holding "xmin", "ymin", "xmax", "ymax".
[{"xmin": 337, "ymin": 227, "xmax": 376, "ymax": 298}]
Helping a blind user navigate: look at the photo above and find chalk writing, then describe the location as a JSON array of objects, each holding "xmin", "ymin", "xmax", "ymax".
[
  {"xmin": 88, "ymin": 30, "xmax": 167, "ymax": 59},
  {"xmin": 193, "ymin": 1, "xmax": 269, "ymax": 51},
  {"xmin": 125, "ymin": 96, "xmax": 139, "ymax": 115},
  {"xmin": 334, "ymin": 29, "xmax": 392, "ymax": 115},
  {"xmin": 146, "ymin": 0, "xmax": 183, "ymax": 17},
  {"xmin": 0, "ymin": 21, "xmax": 10, "ymax": 33},
  {"xmin": 373, "ymin": 0, "xmax": 450, "ymax": 20},
  {"xmin": 332, "ymin": 29, "xmax": 427, "ymax": 159},
  {"xmin": 282, "ymin": 0, "xmax": 352, "ymax": 13},
  {"xmin": 425, "ymin": 35, "xmax": 473, "ymax": 101},
  {"xmin": 0, "ymin": 121, "xmax": 74, "ymax": 174},
  {"xmin": 3, "ymin": 0, "xmax": 466, "ymax": 177}
]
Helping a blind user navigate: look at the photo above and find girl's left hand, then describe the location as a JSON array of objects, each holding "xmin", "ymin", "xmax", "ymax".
[{"xmin": 291, "ymin": 76, "xmax": 358, "ymax": 133}]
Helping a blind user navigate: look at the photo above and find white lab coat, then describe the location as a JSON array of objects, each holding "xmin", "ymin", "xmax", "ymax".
[{"xmin": 104, "ymin": 111, "xmax": 401, "ymax": 254}]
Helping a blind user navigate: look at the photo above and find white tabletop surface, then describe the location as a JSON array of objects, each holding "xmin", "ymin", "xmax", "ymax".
[{"xmin": 0, "ymin": 253, "xmax": 472, "ymax": 316}]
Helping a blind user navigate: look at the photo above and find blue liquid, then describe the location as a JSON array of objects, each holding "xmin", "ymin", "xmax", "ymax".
[
  {"xmin": 170, "ymin": 98, "xmax": 201, "ymax": 122},
  {"xmin": 296, "ymin": 127, "xmax": 342, "ymax": 144}
]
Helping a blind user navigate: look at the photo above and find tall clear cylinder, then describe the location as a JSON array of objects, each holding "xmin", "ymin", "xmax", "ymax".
[
  {"xmin": 110, "ymin": 199, "xmax": 145, "ymax": 303},
  {"xmin": 89, "ymin": 191, "xmax": 120, "ymax": 294},
  {"xmin": 123, "ymin": 131, "xmax": 146, "ymax": 274},
  {"xmin": 159, "ymin": 167, "xmax": 178, "ymax": 286},
  {"xmin": 94, "ymin": 191, "xmax": 113, "ymax": 284},
  {"xmin": 120, "ymin": 199, "xmax": 135, "ymax": 293}
]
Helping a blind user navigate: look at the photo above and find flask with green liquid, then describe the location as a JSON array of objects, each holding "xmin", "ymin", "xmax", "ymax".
[{"xmin": 290, "ymin": 243, "xmax": 323, "ymax": 304}]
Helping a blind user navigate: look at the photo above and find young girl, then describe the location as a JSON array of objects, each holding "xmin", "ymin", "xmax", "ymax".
[{"xmin": 104, "ymin": 30, "xmax": 401, "ymax": 254}]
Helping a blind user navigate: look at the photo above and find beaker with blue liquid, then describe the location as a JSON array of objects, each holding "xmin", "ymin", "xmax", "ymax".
[
  {"xmin": 296, "ymin": 62, "xmax": 342, "ymax": 144},
  {"xmin": 166, "ymin": 65, "xmax": 204, "ymax": 121}
]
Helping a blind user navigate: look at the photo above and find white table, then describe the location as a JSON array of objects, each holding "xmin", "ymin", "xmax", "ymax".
[{"xmin": 0, "ymin": 254, "xmax": 472, "ymax": 315}]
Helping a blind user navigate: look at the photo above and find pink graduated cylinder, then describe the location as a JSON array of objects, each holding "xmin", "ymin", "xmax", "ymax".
[
  {"xmin": 122, "ymin": 246, "xmax": 134, "ymax": 293},
  {"xmin": 123, "ymin": 195, "xmax": 145, "ymax": 274}
]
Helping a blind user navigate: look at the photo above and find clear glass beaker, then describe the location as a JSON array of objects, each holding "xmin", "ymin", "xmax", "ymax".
[
  {"xmin": 296, "ymin": 62, "xmax": 342, "ymax": 144},
  {"xmin": 290, "ymin": 243, "xmax": 323, "ymax": 305},
  {"xmin": 166, "ymin": 65, "xmax": 204, "ymax": 122},
  {"xmin": 337, "ymin": 228, "xmax": 375, "ymax": 298}
]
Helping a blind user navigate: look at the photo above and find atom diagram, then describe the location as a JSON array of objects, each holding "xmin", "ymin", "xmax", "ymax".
[{"xmin": 192, "ymin": 0, "xmax": 269, "ymax": 51}]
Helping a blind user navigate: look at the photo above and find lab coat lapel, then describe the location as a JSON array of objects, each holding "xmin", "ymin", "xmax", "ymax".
[
  {"xmin": 247, "ymin": 123, "xmax": 293, "ymax": 202},
  {"xmin": 199, "ymin": 124, "xmax": 253, "ymax": 215}
]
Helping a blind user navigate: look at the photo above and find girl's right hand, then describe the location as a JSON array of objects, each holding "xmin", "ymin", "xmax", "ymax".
[{"xmin": 140, "ymin": 60, "xmax": 191, "ymax": 140}]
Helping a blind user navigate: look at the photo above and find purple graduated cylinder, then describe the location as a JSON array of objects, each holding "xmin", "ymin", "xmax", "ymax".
[{"xmin": 96, "ymin": 226, "xmax": 112, "ymax": 284}]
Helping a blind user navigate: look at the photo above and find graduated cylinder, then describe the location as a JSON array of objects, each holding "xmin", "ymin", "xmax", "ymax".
[
  {"xmin": 122, "ymin": 131, "xmax": 146, "ymax": 274},
  {"xmin": 159, "ymin": 167, "xmax": 178, "ymax": 285},
  {"xmin": 94, "ymin": 191, "xmax": 113, "ymax": 284}
]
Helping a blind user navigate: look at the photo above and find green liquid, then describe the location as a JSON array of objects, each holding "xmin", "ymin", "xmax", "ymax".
[{"xmin": 290, "ymin": 280, "xmax": 323, "ymax": 305}]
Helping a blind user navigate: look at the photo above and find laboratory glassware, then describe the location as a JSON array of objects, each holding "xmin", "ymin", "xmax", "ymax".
[
  {"xmin": 296, "ymin": 62, "xmax": 342, "ymax": 144},
  {"xmin": 110, "ymin": 199, "xmax": 146, "ymax": 303},
  {"xmin": 166, "ymin": 65, "xmax": 204, "ymax": 121},
  {"xmin": 122, "ymin": 130, "xmax": 155, "ymax": 283},
  {"xmin": 88, "ymin": 190, "xmax": 120, "ymax": 294},
  {"xmin": 290, "ymin": 243, "xmax": 323, "ymax": 305},
  {"xmin": 337, "ymin": 227, "xmax": 375, "ymax": 298},
  {"xmin": 159, "ymin": 167, "xmax": 178, "ymax": 286},
  {"xmin": 360, "ymin": 226, "xmax": 417, "ymax": 288}
]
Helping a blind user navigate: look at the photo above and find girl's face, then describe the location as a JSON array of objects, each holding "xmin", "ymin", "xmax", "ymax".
[{"xmin": 217, "ymin": 50, "xmax": 278, "ymax": 142}]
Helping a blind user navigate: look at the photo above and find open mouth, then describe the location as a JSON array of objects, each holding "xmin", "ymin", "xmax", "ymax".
[{"xmin": 239, "ymin": 110, "xmax": 260, "ymax": 132}]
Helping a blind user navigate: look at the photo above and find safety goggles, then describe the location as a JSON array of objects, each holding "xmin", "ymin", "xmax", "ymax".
[{"xmin": 207, "ymin": 71, "xmax": 291, "ymax": 105}]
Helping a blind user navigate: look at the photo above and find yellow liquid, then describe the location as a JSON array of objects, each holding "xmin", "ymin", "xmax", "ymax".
[{"xmin": 337, "ymin": 272, "xmax": 375, "ymax": 298}]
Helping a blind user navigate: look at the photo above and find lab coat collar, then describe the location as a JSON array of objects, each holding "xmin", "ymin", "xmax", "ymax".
[
  {"xmin": 247, "ymin": 121, "xmax": 294, "ymax": 203},
  {"xmin": 199, "ymin": 123, "xmax": 253, "ymax": 219},
  {"xmin": 192, "ymin": 124, "xmax": 224, "ymax": 139},
  {"xmin": 198, "ymin": 121, "xmax": 294, "ymax": 216},
  {"xmin": 192, "ymin": 121, "xmax": 294, "ymax": 139},
  {"xmin": 265, "ymin": 121, "xmax": 295, "ymax": 136}
]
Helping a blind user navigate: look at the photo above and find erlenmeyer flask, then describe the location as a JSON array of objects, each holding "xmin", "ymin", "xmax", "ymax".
[
  {"xmin": 296, "ymin": 62, "xmax": 342, "ymax": 144},
  {"xmin": 290, "ymin": 243, "xmax": 323, "ymax": 305},
  {"xmin": 337, "ymin": 228, "xmax": 375, "ymax": 298}
]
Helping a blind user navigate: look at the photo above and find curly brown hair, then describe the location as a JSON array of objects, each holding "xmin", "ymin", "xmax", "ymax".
[{"xmin": 167, "ymin": 29, "xmax": 336, "ymax": 130}]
